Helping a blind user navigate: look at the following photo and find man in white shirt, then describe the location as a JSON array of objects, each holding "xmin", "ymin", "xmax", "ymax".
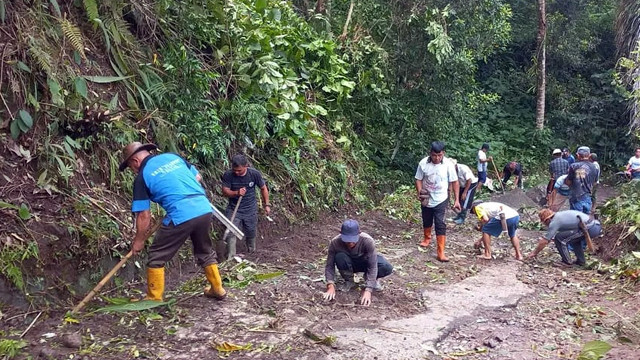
[
  {"xmin": 470, "ymin": 201, "xmax": 523, "ymax": 260},
  {"xmin": 450, "ymin": 159, "xmax": 478, "ymax": 225},
  {"xmin": 415, "ymin": 142, "xmax": 461, "ymax": 262},
  {"xmin": 476, "ymin": 143, "xmax": 492, "ymax": 192},
  {"xmin": 626, "ymin": 147, "xmax": 640, "ymax": 180}
]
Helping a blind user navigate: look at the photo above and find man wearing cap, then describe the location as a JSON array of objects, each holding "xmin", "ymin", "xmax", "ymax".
[
  {"xmin": 501, "ymin": 161, "xmax": 523, "ymax": 189},
  {"xmin": 562, "ymin": 147, "xmax": 576, "ymax": 165},
  {"xmin": 476, "ymin": 143, "xmax": 492, "ymax": 192},
  {"xmin": 450, "ymin": 159, "xmax": 478, "ymax": 225},
  {"xmin": 470, "ymin": 201, "xmax": 523, "ymax": 260},
  {"xmin": 322, "ymin": 220, "xmax": 393, "ymax": 306},
  {"xmin": 415, "ymin": 141, "xmax": 461, "ymax": 262},
  {"xmin": 564, "ymin": 146, "xmax": 598, "ymax": 214},
  {"xmin": 120, "ymin": 142, "xmax": 226, "ymax": 301},
  {"xmin": 221, "ymin": 154, "xmax": 270, "ymax": 259},
  {"xmin": 547, "ymin": 149, "xmax": 569, "ymax": 204},
  {"xmin": 527, "ymin": 209, "xmax": 602, "ymax": 266}
]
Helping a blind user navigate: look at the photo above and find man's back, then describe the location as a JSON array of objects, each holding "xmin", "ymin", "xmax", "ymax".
[
  {"xmin": 550, "ymin": 157, "xmax": 569, "ymax": 179},
  {"xmin": 566, "ymin": 161, "xmax": 597, "ymax": 200}
]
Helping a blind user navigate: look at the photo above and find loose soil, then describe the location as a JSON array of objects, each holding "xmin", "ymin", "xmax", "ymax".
[{"xmin": 2, "ymin": 187, "xmax": 639, "ymax": 360}]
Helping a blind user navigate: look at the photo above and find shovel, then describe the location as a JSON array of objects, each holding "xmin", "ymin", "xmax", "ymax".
[
  {"xmin": 223, "ymin": 196, "xmax": 243, "ymax": 240},
  {"xmin": 491, "ymin": 158, "xmax": 506, "ymax": 193},
  {"xmin": 71, "ymin": 220, "xmax": 162, "ymax": 314},
  {"xmin": 577, "ymin": 216, "xmax": 596, "ymax": 253}
]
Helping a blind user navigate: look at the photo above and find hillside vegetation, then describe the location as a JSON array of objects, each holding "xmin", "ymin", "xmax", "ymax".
[{"xmin": 0, "ymin": 0, "xmax": 636, "ymax": 301}]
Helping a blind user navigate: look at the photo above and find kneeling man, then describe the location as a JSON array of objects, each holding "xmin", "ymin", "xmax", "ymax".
[{"xmin": 323, "ymin": 220, "xmax": 393, "ymax": 306}]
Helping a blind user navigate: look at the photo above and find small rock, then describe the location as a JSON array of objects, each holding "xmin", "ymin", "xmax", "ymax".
[
  {"xmin": 39, "ymin": 347, "xmax": 57, "ymax": 359},
  {"xmin": 61, "ymin": 332, "xmax": 82, "ymax": 349},
  {"xmin": 495, "ymin": 332, "xmax": 509, "ymax": 342},
  {"xmin": 483, "ymin": 338, "xmax": 500, "ymax": 349}
]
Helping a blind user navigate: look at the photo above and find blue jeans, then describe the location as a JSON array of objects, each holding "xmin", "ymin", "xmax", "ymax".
[{"xmin": 570, "ymin": 196, "xmax": 592, "ymax": 215}]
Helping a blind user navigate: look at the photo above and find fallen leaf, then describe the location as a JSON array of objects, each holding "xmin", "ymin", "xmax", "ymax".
[{"xmin": 215, "ymin": 341, "xmax": 252, "ymax": 352}]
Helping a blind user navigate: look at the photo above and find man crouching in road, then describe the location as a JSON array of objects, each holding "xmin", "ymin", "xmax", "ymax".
[
  {"xmin": 527, "ymin": 209, "xmax": 602, "ymax": 266},
  {"xmin": 471, "ymin": 201, "xmax": 523, "ymax": 260},
  {"xmin": 323, "ymin": 219, "xmax": 393, "ymax": 306},
  {"xmin": 120, "ymin": 142, "xmax": 226, "ymax": 301}
]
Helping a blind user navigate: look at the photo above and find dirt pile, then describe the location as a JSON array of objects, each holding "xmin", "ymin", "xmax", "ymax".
[{"xmin": 490, "ymin": 188, "xmax": 540, "ymax": 211}]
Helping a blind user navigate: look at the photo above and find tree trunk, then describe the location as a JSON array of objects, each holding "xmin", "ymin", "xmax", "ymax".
[{"xmin": 535, "ymin": 0, "xmax": 546, "ymax": 130}]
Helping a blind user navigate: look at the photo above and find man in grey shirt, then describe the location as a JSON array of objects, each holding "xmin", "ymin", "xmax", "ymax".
[
  {"xmin": 527, "ymin": 209, "xmax": 601, "ymax": 266},
  {"xmin": 323, "ymin": 219, "xmax": 393, "ymax": 306}
]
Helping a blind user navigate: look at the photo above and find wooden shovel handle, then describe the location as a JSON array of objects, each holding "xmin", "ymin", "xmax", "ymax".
[
  {"xmin": 577, "ymin": 216, "xmax": 595, "ymax": 253},
  {"xmin": 71, "ymin": 220, "xmax": 162, "ymax": 314}
]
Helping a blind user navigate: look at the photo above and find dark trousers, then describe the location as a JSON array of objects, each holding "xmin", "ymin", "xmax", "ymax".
[
  {"xmin": 460, "ymin": 182, "xmax": 478, "ymax": 211},
  {"xmin": 334, "ymin": 252, "xmax": 393, "ymax": 279},
  {"xmin": 421, "ymin": 200, "xmax": 448, "ymax": 235},
  {"xmin": 554, "ymin": 221, "xmax": 601, "ymax": 265},
  {"xmin": 147, "ymin": 213, "xmax": 217, "ymax": 268}
]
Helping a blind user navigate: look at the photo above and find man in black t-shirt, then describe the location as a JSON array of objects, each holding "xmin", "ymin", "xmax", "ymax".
[
  {"xmin": 502, "ymin": 161, "xmax": 523, "ymax": 189},
  {"xmin": 221, "ymin": 154, "xmax": 270, "ymax": 259}
]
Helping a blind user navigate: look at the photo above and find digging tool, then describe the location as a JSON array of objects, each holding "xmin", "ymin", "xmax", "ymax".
[
  {"xmin": 577, "ymin": 216, "xmax": 596, "ymax": 253},
  {"xmin": 490, "ymin": 158, "xmax": 505, "ymax": 193},
  {"xmin": 71, "ymin": 220, "xmax": 162, "ymax": 314},
  {"xmin": 211, "ymin": 203, "xmax": 244, "ymax": 239},
  {"xmin": 223, "ymin": 196, "xmax": 243, "ymax": 239}
]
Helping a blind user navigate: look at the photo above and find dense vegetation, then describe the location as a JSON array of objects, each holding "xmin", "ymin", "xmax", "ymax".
[{"xmin": 1, "ymin": 0, "xmax": 639, "ymax": 295}]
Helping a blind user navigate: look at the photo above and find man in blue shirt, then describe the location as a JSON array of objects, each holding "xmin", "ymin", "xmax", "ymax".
[
  {"xmin": 565, "ymin": 146, "xmax": 598, "ymax": 214},
  {"xmin": 562, "ymin": 147, "xmax": 576, "ymax": 165},
  {"xmin": 120, "ymin": 142, "xmax": 226, "ymax": 301}
]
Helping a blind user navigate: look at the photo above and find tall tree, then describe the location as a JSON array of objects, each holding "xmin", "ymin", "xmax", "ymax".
[
  {"xmin": 535, "ymin": 0, "xmax": 546, "ymax": 130},
  {"xmin": 615, "ymin": 0, "xmax": 640, "ymax": 130}
]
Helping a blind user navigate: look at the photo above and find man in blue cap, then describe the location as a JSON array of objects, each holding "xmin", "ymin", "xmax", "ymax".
[{"xmin": 322, "ymin": 219, "xmax": 393, "ymax": 306}]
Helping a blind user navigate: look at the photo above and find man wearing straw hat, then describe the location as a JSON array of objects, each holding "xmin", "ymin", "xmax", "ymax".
[
  {"xmin": 120, "ymin": 142, "xmax": 226, "ymax": 301},
  {"xmin": 527, "ymin": 209, "xmax": 601, "ymax": 266}
]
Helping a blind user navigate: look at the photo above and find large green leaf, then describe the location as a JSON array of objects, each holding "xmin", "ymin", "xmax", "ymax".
[
  {"xmin": 18, "ymin": 110, "xmax": 33, "ymax": 128},
  {"xmin": 18, "ymin": 203, "xmax": 31, "ymax": 220},
  {"xmin": 577, "ymin": 340, "xmax": 612, "ymax": 360},
  {"xmin": 9, "ymin": 120, "xmax": 20, "ymax": 139},
  {"xmin": 253, "ymin": 271, "xmax": 285, "ymax": 281},
  {"xmin": 83, "ymin": 75, "xmax": 131, "ymax": 83},
  {"xmin": 74, "ymin": 77, "xmax": 88, "ymax": 99},
  {"xmin": 255, "ymin": 0, "xmax": 267, "ymax": 12}
]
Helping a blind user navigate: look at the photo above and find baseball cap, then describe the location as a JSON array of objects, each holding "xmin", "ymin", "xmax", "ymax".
[
  {"xmin": 340, "ymin": 219, "xmax": 360, "ymax": 243},
  {"xmin": 552, "ymin": 149, "xmax": 561, "ymax": 155},
  {"xmin": 577, "ymin": 146, "xmax": 591, "ymax": 155}
]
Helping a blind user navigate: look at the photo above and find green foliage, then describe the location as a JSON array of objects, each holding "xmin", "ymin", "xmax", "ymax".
[
  {"xmin": 601, "ymin": 181, "xmax": 640, "ymax": 227},
  {"xmin": 0, "ymin": 241, "xmax": 39, "ymax": 291},
  {"xmin": 577, "ymin": 340, "xmax": 612, "ymax": 360},
  {"xmin": 0, "ymin": 338, "xmax": 27, "ymax": 359},
  {"xmin": 376, "ymin": 186, "xmax": 421, "ymax": 224}
]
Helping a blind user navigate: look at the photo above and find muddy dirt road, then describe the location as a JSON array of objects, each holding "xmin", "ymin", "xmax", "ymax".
[{"xmin": 3, "ymin": 186, "xmax": 639, "ymax": 359}]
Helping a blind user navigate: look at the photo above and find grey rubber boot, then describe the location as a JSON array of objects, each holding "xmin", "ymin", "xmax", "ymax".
[
  {"xmin": 224, "ymin": 233, "xmax": 238, "ymax": 261},
  {"xmin": 246, "ymin": 237, "xmax": 256, "ymax": 253},
  {"xmin": 338, "ymin": 270, "xmax": 356, "ymax": 292}
]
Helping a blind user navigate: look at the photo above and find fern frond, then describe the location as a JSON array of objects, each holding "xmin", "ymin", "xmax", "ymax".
[
  {"xmin": 83, "ymin": 0, "xmax": 99, "ymax": 21},
  {"xmin": 28, "ymin": 38, "xmax": 53, "ymax": 75},
  {"xmin": 106, "ymin": 17, "xmax": 135, "ymax": 46},
  {"xmin": 60, "ymin": 19, "xmax": 86, "ymax": 59}
]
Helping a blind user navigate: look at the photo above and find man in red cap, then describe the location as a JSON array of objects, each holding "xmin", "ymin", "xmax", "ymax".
[{"xmin": 120, "ymin": 142, "xmax": 226, "ymax": 301}]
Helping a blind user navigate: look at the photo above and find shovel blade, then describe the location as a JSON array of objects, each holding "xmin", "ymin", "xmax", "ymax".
[{"xmin": 211, "ymin": 204, "xmax": 244, "ymax": 239}]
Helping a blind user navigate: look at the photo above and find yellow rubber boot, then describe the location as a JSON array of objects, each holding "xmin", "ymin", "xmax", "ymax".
[
  {"xmin": 419, "ymin": 227, "xmax": 432, "ymax": 247},
  {"xmin": 204, "ymin": 264, "xmax": 227, "ymax": 300},
  {"xmin": 145, "ymin": 267, "xmax": 165, "ymax": 301}
]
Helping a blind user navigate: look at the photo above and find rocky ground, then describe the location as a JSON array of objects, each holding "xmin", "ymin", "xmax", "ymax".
[{"xmin": 2, "ymin": 185, "xmax": 639, "ymax": 359}]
